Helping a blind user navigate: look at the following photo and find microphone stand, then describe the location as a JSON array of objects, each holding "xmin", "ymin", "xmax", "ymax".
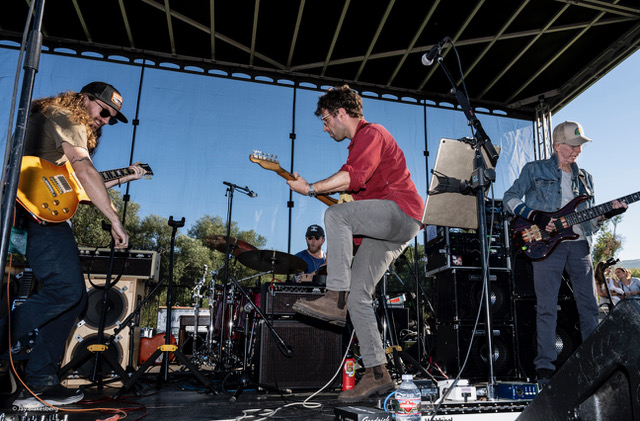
[
  {"xmin": 218, "ymin": 181, "xmax": 258, "ymax": 367},
  {"xmin": 428, "ymin": 46, "xmax": 500, "ymax": 399}
]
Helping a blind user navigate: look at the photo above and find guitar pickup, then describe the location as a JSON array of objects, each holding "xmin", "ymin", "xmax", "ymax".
[
  {"xmin": 49, "ymin": 175, "xmax": 73, "ymax": 195},
  {"xmin": 41, "ymin": 176, "xmax": 57, "ymax": 197}
]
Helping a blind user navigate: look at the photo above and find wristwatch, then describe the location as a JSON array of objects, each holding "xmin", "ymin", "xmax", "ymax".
[{"xmin": 308, "ymin": 184, "xmax": 317, "ymax": 197}]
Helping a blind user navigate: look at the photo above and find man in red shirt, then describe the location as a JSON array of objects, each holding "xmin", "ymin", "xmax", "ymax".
[{"xmin": 287, "ymin": 85, "xmax": 423, "ymax": 402}]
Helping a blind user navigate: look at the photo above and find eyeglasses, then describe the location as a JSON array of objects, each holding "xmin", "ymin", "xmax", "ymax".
[
  {"xmin": 90, "ymin": 97, "xmax": 117, "ymax": 125},
  {"xmin": 306, "ymin": 236, "xmax": 323, "ymax": 241},
  {"xmin": 320, "ymin": 112, "xmax": 334, "ymax": 126}
]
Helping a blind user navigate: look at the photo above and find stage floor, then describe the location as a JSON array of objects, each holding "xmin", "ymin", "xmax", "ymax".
[{"xmin": 0, "ymin": 369, "xmax": 529, "ymax": 421}]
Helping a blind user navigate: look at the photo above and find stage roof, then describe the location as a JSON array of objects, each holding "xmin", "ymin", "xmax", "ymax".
[{"xmin": 2, "ymin": 0, "xmax": 640, "ymax": 120}]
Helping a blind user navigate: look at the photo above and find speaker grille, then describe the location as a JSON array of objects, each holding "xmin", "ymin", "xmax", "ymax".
[
  {"xmin": 436, "ymin": 324, "xmax": 517, "ymax": 379},
  {"xmin": 84, "ymin": 286, "xmax": 128, "ymax": 328},
  {"xmin": 257, "ymin": 318, "xmax": 342, "ymax": 389}
]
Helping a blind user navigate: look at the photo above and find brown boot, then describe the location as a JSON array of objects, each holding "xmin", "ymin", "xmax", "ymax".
[
  {"xmin": 338, "ymin": 365, "xmax": 395, "ymax": 403},
  {"xmin": 292, "ymin": 290, "xmax": 348, "ymax": 327}
]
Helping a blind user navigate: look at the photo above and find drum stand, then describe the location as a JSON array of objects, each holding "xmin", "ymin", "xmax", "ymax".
[
  {"xmin": 117, "ymin": 217, "xmax": 217, "ymax": 396},
  {"xmin": 377, "ymin": 269, "xmax": 430, "ymax": 379},
  {"xmin": 228, "ymin": 273, "xmax": 292, "ymax": 403}
]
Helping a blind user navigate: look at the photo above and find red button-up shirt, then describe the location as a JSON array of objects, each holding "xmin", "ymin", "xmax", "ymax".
[{"xmin": 340, "ymin": 120, "xmax": 424, "ymax": 222}]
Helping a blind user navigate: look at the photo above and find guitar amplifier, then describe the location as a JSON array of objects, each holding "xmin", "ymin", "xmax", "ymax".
[
  {"xmin": 261, "ymin": 283, "xmax": 326, "ymax": 316},
  {"xmin": 78, "ymin": 247, "xmax": 160, "ymax": 282}
]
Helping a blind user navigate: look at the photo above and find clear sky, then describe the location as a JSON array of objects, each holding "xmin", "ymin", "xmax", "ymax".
[{"xmin": 0, "ymin": 43, "xmax": 637, "ymax": 263}]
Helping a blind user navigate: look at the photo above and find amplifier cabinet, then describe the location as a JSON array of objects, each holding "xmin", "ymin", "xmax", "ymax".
[
  {"xmin": 260, "ymin": 282, "xmax": 326, "ymax": 316},
  {"xmin": 78, "ymin": 247, "xmax": 160, "ymax": 282},
  {"xmin": 257, "ymin": 318, "xmax": 342, "ymax": 389},
  {"xmin": 61, "ymin": 276, "xmax": 144, "ymax": 385},
  {"xmin": 436, "ymin": 269, "xmax": 512, "ymax": 324},
  {"xmin": 514, "ymin": 298, "xmax": 581, "ymax": 379},
  {"xmin": 435, "ymin": 323, "xmax": 517, "ymax": 380}
]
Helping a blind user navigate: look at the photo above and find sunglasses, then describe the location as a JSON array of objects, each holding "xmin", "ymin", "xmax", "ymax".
[
  {"xmin": 90, "ymin": 97, "xmax": 118, "ymax": 125},
  {"xmin": 307, "ymin": 236, "xmax": 323, "ymax": 241}
]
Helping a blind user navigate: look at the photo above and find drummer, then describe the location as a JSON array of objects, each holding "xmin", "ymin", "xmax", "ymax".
[{"xmin": 294, "ymin": 224, "xmax": 326, "ymax": 282}]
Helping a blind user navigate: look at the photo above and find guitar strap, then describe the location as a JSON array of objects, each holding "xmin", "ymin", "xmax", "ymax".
[{"xmin": 578, "ymin": 169, "xmax": 593, "ymax": 197}]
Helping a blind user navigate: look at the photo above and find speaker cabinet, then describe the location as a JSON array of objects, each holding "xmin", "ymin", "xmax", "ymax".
[
  {"xmin": 517, "ymin": 298, "xmax": 640, "ymax": 420},
  {"xmin": 257, "ymin": 318, "xmax": 342, "ymax": 389},
  {"xmin": 61, "ymin": 275, "xmax": 144, "ymax": 384},
  {"xmin": 514, "ymin": 298, "xmax": 581, "ymax": 379},
  {"xmin": 511, "ymin": 253, "xmax": 574, "ymax": 299},
  {"xmin": 435, "ymin": 324, "xmax": 517, "ymax": 380},
  {"xmin": 436, "ymin": 269, "xmax": 512, "ymax": 323}
]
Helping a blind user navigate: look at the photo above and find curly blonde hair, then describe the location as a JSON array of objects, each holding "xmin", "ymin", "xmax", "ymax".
[{"xmin": 31, "ymin": 91, "xmax": 100, "ymax": 154}]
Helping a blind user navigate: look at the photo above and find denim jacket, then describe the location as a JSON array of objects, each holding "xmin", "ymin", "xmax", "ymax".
[{"xmin": 503, "ymin": 154, "xmax": 601, "ymax": 246}]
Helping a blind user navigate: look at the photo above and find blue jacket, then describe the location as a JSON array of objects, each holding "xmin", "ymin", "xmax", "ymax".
[{"xmin": 503, "ymin": 154, "xmax": 601, "ymax": 246}]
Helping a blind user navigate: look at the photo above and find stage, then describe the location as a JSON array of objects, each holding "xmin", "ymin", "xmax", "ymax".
[{"xmin": 0, "ymin": 368, "xmax": 530, "ymax": 421}]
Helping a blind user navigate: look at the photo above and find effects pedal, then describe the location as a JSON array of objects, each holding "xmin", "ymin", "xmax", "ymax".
[
  {"xmin": 415, "ymin": 379, "xmax": 439, "ymax": 402},
  {"xmin": 494, "ymin": 382, "xmax": 538, "ymax": 400}
]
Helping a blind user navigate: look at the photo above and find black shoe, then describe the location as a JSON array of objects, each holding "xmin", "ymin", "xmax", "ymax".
[
  {"xmin": 12, "ymin": 384, "xmax": 83, "ymax": 409},
  {"xmin": 536, "ymin": 368, "xmax": 554, "ymax": 389}
]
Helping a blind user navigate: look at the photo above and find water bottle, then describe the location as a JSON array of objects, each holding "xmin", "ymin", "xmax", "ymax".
[{"xmin": 395, "ymin": 374, "xmax": 421, "ymax": 421}]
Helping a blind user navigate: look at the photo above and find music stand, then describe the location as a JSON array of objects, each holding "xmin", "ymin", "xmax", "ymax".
[{"xmin": 423, "ymin": 138, "xmax": 499, "ymax": 229}]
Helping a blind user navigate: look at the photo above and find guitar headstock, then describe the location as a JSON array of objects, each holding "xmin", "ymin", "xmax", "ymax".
[
  {"xmin": 138, "ymin": 163, "xmax": 154, "ymax": 179},
  {"xmin": 249, "ymin": 150, "xmax": 281, "ymax": 171}
]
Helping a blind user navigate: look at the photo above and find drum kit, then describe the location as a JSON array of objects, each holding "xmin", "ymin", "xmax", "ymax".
[{"xmin": 183, "ymin": 234, "xmax": 308, "ymax": 372}]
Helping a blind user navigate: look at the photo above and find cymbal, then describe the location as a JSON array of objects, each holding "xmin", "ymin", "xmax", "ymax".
[
  {"xmin": 237, "ymin": 250, "xmax": 308, "ymax": 275},
  {"xmin": 204, "ymin": 235, "xmax": 257, "ymax": 256}
]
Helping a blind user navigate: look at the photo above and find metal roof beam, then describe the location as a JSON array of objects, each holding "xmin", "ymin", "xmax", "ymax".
[
  {"xmin": 505, "ymin": 1, "xmax": 618, "ymax": 103},
  {"xmin": 460, "ymin": 0, "xmax": 530, "ymax": 83},
  {"xmin": 117, "ymin": 0, "xmax": 135, "ymax": 49},
  {"xmin": 163, "ymin": 0, "xmax": 176, "ymax": 55},
  {"xmin": 250, "ymin": 0, "xmax": 260, "ymax": 66},
  {"xmin": 141, "ymin": 0, "xmax": 284, "ymax": 68},
  {"xmin": 286, "ymin": 0, "xmax": 305, "ymax": 69},
  {"xmin": 553, "ymin": 0, "xmax": 640, "ymax": 18},
  {"xmin": 71, "ymin": 0, "xmax": 91, "ymax": 43},
  {"xmin": 478, "ymin": 4, "xmax": 570, "ymax": 100},
  {"xmin": 322, "ymin": 0, "xmax": 350, "ymax": 77},
  {"xmin": 418, "ymin": 0, "xmax": 486, "ymax": 90},
  {"xmin": 354, "ymin": 0, "xmax": 395, "ymax": 81},
  {"xmin": 210, "ymin": 0, "xmax": 215, "ymax": 60},
  {"xmin": 386, "ymin": 0, "xmax": 440, "ymax": 86}
]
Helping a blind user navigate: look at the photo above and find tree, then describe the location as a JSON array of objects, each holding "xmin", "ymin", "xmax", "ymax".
[
  {"xmin": 72, "ymin": 189, "xmax": 141, "ymax": 248},
  {"xmin": 592, "ymin": 215, "xmax": 624, "ymax": 266}
]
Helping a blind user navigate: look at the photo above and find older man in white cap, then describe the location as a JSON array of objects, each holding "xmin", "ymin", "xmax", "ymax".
[{"xmin": 504, "ymin": 121, "xmax": 627, "ymax": 388}]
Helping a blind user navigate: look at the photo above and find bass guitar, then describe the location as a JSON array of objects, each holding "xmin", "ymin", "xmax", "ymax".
[
  {"xmin": 512, "ymin": 191, "xmax": 640, "ymax": 261},
  {"xmin": 249, "ymin": 150, "xmax": 339, "ymax": 206},
  {"xmin": 17, "ymin": 156, "xmax": 153, "ymax": 223}
]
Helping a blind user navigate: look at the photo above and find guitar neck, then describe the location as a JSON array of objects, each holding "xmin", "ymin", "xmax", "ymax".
[
  {"xmin": 565, "ymin": 191, "xmax": 640, "ymax": 226},
  {"xmin": 274, "ymin": 168, "xmax": 339, "ymax": 206},
  {"xmin": 99, "ymin": 167, "xmax": 137, "ymax": 183}
]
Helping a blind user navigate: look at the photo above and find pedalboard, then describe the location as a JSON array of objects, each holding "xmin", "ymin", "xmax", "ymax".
[{"xmin": 334, "ymin": 406, "xmax": 393, "ymax": 421}]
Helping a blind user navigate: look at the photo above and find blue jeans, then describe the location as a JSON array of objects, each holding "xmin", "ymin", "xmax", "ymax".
[
  {"xmin": 4, "ymin": 220, "xmax": 87, "ymax": 386},
  {"xmin": 324, "ymin": 199, "xmax": 422, "ymax": 368},
  {"xmin": 532, "ymin": 240, "xmax": 599, "ymax": 371}
]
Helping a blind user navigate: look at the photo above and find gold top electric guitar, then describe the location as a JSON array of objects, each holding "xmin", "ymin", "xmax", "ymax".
[
  {"xmin": 249, "ymin": 150, "xmax": 341, "ymax": 206},
  {"xmin": 17, "ymin": 155, "xmax": 153, "ymax": 223}
]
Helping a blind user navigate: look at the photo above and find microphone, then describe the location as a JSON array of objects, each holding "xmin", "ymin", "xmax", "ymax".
[
  {"xmin": 223, "ymin": 181, "xmax": 257, "ymax": 197},
  {"xmin": 422, "ymin": 37, "xmax": 449, "ymax": 66}
]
